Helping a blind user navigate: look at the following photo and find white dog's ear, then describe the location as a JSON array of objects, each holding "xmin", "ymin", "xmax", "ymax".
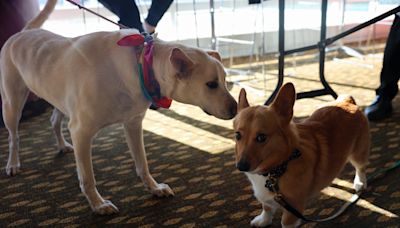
[
  {"xmin": 170, "ymin": 48, "xmax": 194, "ymax": 77},
  {"xmin": 271, "ymin": 83, "xmax": 296, "ymax": 124},
  {"xmin": 206, "ymin": 50, "xmax": 222, "ymax": 62},
  {"xmin": 238, "ymin": 88, "xmax": 249, "ymax": 112}
]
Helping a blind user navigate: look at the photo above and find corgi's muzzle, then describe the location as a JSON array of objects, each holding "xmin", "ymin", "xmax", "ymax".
[{"xmin": 236, "ymin": 159, "xmax": 250, "ymax": 172}]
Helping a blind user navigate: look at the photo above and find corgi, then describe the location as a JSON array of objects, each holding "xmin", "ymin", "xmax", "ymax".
[{"xmin": 233, "ymin": 83, "xmax": 370, "ymax": 227}]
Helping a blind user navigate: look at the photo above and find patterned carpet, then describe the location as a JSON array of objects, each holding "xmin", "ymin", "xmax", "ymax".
[{"xmin": 1, "ymin": 54, "xmax": 400, "ymax": 227}]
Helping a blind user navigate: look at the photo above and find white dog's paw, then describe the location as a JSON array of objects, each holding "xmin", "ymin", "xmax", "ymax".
[
  {"xmin": 250, "ymin": 211, "xmax": 272, "ymax": 227},
  {"xmin": 59, "ymin": 142, "xmax": 74, "ymax": 154},
  {"xmin": 60, "ymin": 145, "xmax": 74, "ymax": 154},
  {"xmin": 150, "ymin": 183, "xmax": 174, "ymax": 197},
  {"xmin": 353, "ymin": 173, "xmax": 367, "ymax": 192},
  {"xmin": 93, "ymin": 200, "xmax": 119, "ymax": 215},
  {"xmin": 6, "ymin": 164, "xmax": 20, "ymax": 176}
]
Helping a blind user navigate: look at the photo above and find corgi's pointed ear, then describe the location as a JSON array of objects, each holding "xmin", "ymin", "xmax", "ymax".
[
  {"xmin": 170, "ymin": 48, "xmax": 194, "ymax": 78},
  {"xmin": 238, "ymin": 88, "xmax": 250, "ymax": 112},
  {"xmin": 206, "ymin": 50, "xmax": 222, "ymax": 62},
  {"xmin": 271, "ymin": 83, "xmax": 296, "ymax": 124}
]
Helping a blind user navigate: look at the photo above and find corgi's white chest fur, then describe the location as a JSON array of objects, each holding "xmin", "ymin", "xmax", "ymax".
[{"xmin": 245, "ymin": 173, "xmax": 275, "ymax": 203}]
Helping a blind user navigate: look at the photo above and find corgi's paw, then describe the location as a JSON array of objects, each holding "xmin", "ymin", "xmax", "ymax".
[
  {"xmin": 150, "ymin": 183, "xmax": 174, "ymax": 197},
  {"xmin": 353, "ymin": 173, "xmax": 367, "ymax": 192},
  {"xmin": 250, "ymin": 210, "xmax": 272, "ymax": 227}
]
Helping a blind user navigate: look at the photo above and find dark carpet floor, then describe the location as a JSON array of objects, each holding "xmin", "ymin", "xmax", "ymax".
[{"xmin": 0, "ymin": 96, "xmax": 399, "ymax": 227}]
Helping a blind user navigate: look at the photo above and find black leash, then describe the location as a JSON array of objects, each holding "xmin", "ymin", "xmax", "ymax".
[
  {"xmin": 273, "ymin": 188, "xmax": 361, "ymax": 223},
  {"xmin": 65, "ymin": 0, "xmax": 129, "ymax": 29},
  {"xmin": 263, "ymin": 150, "xmax": 400, "ymax": 224}
]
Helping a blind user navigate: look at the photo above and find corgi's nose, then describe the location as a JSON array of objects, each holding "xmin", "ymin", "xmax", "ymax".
[{"xmin": 236, "ymin": 160, "xmax": 250, "ymax": 172}]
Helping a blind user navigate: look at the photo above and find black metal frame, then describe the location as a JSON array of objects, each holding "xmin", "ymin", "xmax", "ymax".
[{"xmin": 265, "ymin": 2, "xmax": 400, "ymax": 105}]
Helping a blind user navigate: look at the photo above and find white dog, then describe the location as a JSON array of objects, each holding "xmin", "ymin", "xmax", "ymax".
[{"xmin": 0, "ymin": 0, "xmax": 237, "ymax": 214}]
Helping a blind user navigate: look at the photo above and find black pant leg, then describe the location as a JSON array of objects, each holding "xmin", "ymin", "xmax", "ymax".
[
  {"xmin": 98, "ymin": 0, "xmax": 144, "ymax": 32},
  {"xmin": 145, "ymin": 0, "xmax": 174, "ymax": 27},
  {"xmin": 376, "ymin": 14, "xmax": 400, "ymax": 100}
]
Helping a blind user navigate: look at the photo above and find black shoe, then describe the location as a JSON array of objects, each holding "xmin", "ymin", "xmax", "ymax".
[{"xmin": 364, "ymin": 95, "xmax": 392, "ymax": 121}]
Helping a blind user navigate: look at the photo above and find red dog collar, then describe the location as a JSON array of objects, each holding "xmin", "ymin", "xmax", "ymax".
[{"xmin": 117, "ymin": 34, "xmax": 172, "ymax": 109}]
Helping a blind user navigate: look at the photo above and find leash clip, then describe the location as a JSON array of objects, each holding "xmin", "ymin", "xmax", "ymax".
[
  {"xmin": 141, "ymin": 32, "xmax": 153, "ymax": 44},
  {"xmin": 265, "ymin": 175, "xmax": 279, "ymax": 192},
  {"xmin": 273, "ymin": 193, "xmax": 285, "ymax": 204}
]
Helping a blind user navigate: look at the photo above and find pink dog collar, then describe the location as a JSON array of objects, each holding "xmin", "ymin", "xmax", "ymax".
[{"xmin": 117, "ymin": 34, "xmax": 172, "ymax": 109}]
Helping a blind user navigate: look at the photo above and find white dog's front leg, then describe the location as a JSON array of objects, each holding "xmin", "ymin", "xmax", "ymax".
[
  {"xmin": 124, "ymin": 117, "xmax": 174, "ymax": 197},
  {"xmin": 69, "ymin": 122, "xmax": 118, "ymax": 215},
  {"xmin": 50, "ymin": 108, "xmax": 73, "ymax": 154}
]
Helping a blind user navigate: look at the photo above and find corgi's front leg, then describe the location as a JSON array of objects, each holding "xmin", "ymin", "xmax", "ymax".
[
  {"xmin": 281, "ymin": 208, "xmax": 302, "ymax": 228},
  {"xmin": 251, "ymin": 201, "xmax": 277, "ymax": 227}
]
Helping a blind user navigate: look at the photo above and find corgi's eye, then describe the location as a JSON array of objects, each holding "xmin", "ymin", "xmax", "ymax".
[
  {"xmin": 235, "ymin": 132, "xmax": 241, "ymax": 140},
  {"xmin": 206, "ymin": 81, "xmax": 219, "ymax": 89},
  {"xmin": 256, "ymin": 133, "xmax": 267, "ymax": 143}
]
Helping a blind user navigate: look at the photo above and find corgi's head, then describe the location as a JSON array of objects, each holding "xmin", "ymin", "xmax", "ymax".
[{"xmin": 233, "ymin": 83, "xmax": 298, "ymax": 173}]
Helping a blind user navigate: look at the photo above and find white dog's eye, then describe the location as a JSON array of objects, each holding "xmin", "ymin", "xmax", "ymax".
[
  {"xmin": 206, "ymin": 81, "xmax": 219, "ymax": 89},
  {"xmin": 235, "ymin": 131, "xmax": 241, "ymax": 140},
  {"xmin": 256, "ymin": 133, "xmax": 267, "ymax": 143}
]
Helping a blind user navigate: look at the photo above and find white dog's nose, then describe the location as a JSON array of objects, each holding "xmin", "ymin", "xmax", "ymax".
[{"xmin": 229, "ymin": 102, "xmax": 237, "ymax": 118}]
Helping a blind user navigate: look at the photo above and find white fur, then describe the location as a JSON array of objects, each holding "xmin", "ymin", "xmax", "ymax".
[
  {"xmin": 353, "ymin": 171, "xmax": 367, "ymax": 192},
  {"xmin": 246, "ymin": 173, "xmax": 302, "ymax": 227},
  {"xmin": 246, "ymin": 173, "xmax": 279, "ymax": 227},
  {"xmin": 251, "ymin": 210, "xmax": 273, "ymax": 227},
  {"xmin": 246, "ymin": 173, "xmax": 275, "ymax": 203}
]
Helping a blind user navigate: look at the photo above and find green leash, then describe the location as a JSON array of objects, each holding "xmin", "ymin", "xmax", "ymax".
[{"xmin": 367, "ymin": 160, "xmax": 400, "ymax": 183}]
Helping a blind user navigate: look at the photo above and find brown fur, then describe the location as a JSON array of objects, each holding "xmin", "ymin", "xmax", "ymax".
[{"xmin": 233, "ymin": 83, "xmax": 370, "ymax": 227}]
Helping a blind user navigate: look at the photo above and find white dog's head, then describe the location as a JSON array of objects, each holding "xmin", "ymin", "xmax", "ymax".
[{"xmin": 154, "ymin": 42, "xmax": 237, "ymax": 120}]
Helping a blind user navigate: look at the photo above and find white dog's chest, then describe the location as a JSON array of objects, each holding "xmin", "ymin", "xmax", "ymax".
[{"xmin": 245, "ymin": 173, "xmax": 275, "ymax": 203}]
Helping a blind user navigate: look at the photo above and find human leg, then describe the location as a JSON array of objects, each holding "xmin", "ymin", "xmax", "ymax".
[
  {"xmin": 376, "ymin": 14, "xmax": 400, "ymax": 99},
  {"xmin": 365, "ymin": 14, "xmax": 400, "ymax": 121},
  {"xmin": 144, "ymin": 0, "xmax": 174, "ymax": 33},
  {"xmin": 98, "ymin": 0, "xmax": 144, "ymax": 32}
]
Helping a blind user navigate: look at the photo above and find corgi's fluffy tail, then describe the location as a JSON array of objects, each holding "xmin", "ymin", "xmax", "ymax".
[
  {"xmin": 337, "ymin": 94, "xmax": 357, "ymax": 105},
  {"xmin": 24, "ymin": 0, "xmax": 57, "ymax": 30}
]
